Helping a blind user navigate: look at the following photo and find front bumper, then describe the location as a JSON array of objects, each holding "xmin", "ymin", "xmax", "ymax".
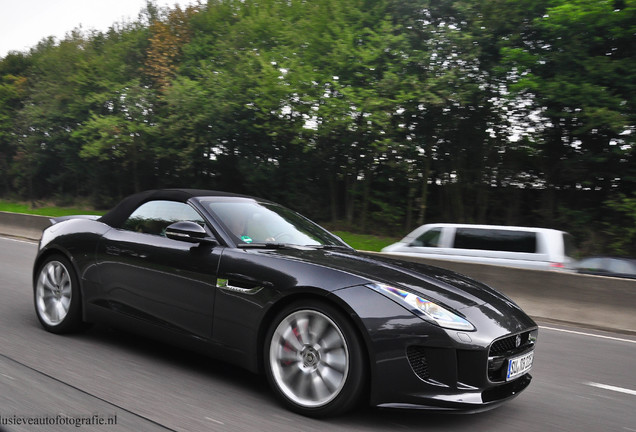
[
  {"xmin": 331, "ymin": 285, "xmax": 538, "ymax": 411},
  {"xmin": 377, "ymin": 374, "xmax": 532, "ymax": 412},
  {"xmin": 370, "ymin": 336, "xmax": 535, "ymax": 411}
]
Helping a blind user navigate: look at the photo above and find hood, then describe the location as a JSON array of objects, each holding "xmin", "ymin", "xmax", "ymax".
[{"xmin": 257, "ymin": 247, "xmax": 521, "ymax": 314}]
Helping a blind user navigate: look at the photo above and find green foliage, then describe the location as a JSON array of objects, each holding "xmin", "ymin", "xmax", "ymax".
[
  {"xmin": 604, "ymin": 193, "xmax": 636, "ymax": 256},
  {"xmin": 0, "ymin": 0, "xmax": 634, "ymax": 256},
  {"xmin": 500, "ymin": 0, "xmax": 635, "ymax": 194}
]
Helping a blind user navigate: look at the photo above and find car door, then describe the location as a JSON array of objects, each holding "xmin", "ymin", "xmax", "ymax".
[{"xmin": 95, "ymin": 200, "xmax": 222, "ymax": 339}]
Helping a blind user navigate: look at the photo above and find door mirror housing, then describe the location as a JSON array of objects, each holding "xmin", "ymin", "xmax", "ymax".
[{"xmin": 165, "ymin": 221, "xmax": 217, "ymax": 245}]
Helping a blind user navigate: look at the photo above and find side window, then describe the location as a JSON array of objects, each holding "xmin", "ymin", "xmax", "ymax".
[
  {"xmin": 578, "ymin": 257, "xmax": 604, "ymax": 271},
  {"xmin": 410, "ymin": 228, "xmax": 442, "ymax": 247},
  {"xmin": 122, "ymin": 200, "xmax": 205, "ymax": 236},
  {"xmin": 453, "ymin": 229, "xmax": 537, "ymax": 253},
  {"xmin": 607, "ymin": 259, "xmax": 636, "ymax": 275}
]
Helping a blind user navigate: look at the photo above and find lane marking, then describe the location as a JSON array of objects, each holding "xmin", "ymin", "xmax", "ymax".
[
  {"xmin": 0, "ymin": 236, "xmax": 37, "ymax": 244},
  {"xmin": 586, "ymin": 382, "xmax": 636, "ymax": 396},
  {"xmin": 1, "ymin": 373, "xmax": 15, "ymax": 380},
  {"xmin": 540, "ymin": 326, "xmax": 636, "ymax": 344},
  {"xmin": 205, "ymin": 417, "xmax": 225, "ymax": 425}
]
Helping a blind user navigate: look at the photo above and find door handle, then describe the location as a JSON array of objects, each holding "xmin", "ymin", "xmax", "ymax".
[{"xmin": 216, "ymin": 277, "xmax": 267, "ymax": 294}]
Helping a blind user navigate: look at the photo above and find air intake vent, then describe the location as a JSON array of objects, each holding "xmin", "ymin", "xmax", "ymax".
[{"xmin": 406, "ymin": 346, "xmax": 430, "ymax": 381}]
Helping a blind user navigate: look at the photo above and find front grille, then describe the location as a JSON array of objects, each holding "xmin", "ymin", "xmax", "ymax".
[
  {"xmin": 491, "ymin": 332, "xmax": 531, "ymax": 356},
  {"xmin": 488, "ymin": 330, "xmax": 537, "ymax": 382},
  {"xmin": 406, "ymin": 346, "xmax": 430, "ymax": 381}
]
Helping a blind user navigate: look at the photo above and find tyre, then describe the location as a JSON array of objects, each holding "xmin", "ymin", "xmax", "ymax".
[
  {"xmin": 264, "ymin": 300, "xmax": 366, "ymax": 417},
  {"xmin": 34, "ymin": 255, "xmax": 84, "ymax": 334}
]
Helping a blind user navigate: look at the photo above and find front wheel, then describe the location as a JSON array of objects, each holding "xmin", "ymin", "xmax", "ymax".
[
  {"xmin": 34, "ymin": 255, "xmax": 84, "ymax": 334},
  {"xmin": 264, "ymin": 301, "xmax": 366, "ymax": 417}
]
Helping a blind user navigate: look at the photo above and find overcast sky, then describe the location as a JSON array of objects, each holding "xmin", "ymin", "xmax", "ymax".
[{"xmin": 0, "ymin": 0, "xmax": 197, "ymax": 58}]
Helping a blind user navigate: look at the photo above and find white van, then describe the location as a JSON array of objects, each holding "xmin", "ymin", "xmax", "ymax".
[{"xmin": 381, "ymin": 223, "xmax": 576, "ymax": 271}]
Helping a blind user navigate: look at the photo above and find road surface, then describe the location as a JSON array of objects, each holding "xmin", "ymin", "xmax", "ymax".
[{"xmin": 1, "ymin": 237, "xmax": 634, "ymax": 431}]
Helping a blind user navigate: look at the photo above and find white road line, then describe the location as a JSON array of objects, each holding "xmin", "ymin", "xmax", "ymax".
[
  {"xmin": 586, "ymin": 382, "xmax": 636, "ymax": 396},
  {"xmin": 0, "ymin": 236, "xmax": 36, "ymax": 244},
  {"xmin": 540, "ymin": 326, "xmax": 636, "ymax": 344},
  {"xmin": 205, "ymin": 417, "xmax": 225, "ymax": 425}
]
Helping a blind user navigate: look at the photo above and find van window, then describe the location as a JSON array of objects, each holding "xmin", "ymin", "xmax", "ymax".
[
  {"xmin": 453, "ymin": 228, "xmax": 537, "ymax": 253},
  {"xmin": 410, "ymin": 228, "xmax": 442, "ymax": 247}
]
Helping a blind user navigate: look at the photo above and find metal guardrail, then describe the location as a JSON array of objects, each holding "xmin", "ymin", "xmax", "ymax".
[{"xmin": 1, "ymin": 211, "xmax": 634, "ymax": 333}]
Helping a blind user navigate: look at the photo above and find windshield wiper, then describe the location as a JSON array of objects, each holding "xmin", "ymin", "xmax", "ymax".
[
  {"xmin": 312, "ymin": 244, "xmax": 353, "ymax": 250},
  {"xmin": 237, "ymin": 242, "xmax": 293, "ymax": 249},
  {"xmin": 237, "ymin": 243, "xmax": 352, "ymax": 250}
]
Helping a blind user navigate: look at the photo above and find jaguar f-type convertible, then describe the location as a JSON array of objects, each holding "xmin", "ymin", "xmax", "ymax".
[{"xmin": 33, "ymin": 189, "xmax": 537, "ymax": 417}]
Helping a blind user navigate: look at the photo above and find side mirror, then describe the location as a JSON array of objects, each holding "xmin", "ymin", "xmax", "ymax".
[{"xmin": 165, "ymin": 221, "xmax": 217, "ymax": 245}]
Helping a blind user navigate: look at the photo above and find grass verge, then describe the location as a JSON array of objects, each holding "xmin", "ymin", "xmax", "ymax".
[
  {"xmin": 0, "ymin": 201, "xmax": 104, "ymax": 217},
  {"xmin": 333, "ymin": 231, "xmax": 399, "ymax": 252}
]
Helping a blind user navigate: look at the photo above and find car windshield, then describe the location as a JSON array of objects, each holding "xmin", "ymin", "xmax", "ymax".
[{"xmin": 200, "ymin": 198, "xmax": 349, "ymax": 248}]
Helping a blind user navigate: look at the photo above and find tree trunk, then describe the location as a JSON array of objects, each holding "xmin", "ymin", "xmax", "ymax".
[
  {"xmin": 405, "ymin": 185, "xmax": 415, "ymax": 231},
  {"xmin": 417, "ymin": 156, "xmax": 431, "ymax": 225},
  {"xmin": 329, "ymin": 175, "xmax": 338, "ymax": 223},
  {"xmin": 359, "ymin": 169, "xmax": 371, "ymax": 231},
  {"xmin": 345, "ymin": 173, "xmax": 356, "ymax": 225}
]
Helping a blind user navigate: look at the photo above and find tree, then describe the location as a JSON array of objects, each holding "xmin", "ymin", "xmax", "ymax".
[
  {"xmin": 1, "ymin": 0, "xmax": 635, "ymax": 255},
  {"xmin": 501, "ymin": 0, "xmax": 636, "ymax": 223},
  {"xmin": 75, "ymin": 81, "xmax": 158, "ymax": 193},
  {"xmin": 0, "ymin": 55, "xmax": 29, "ymax": 194},
  {"xmin": 604, "ymin": 193, "xmax": 636, "ymax": 255},
  {"xmin": 145, "ymin": 4, "xmax": 202, "ymax": 90}
]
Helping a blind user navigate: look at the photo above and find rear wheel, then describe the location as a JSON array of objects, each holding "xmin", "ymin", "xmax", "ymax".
[
  {"xmin": 34, "ymin": 255, "xmax": 84, "ymax": 334},
  {"xmin": 264, "ymin": 301, "xmax": 366, "ymax": 417}
]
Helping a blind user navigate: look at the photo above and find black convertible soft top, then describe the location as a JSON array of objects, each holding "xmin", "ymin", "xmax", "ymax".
[{"xmin": 98, "ymin": 189, "xmax": 247, "ymax": 228}]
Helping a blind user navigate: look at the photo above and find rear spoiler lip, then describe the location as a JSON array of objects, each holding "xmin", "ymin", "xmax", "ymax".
[{"xmin": 49, "ymin": 215, "xmax": 101, "ymax": 225}]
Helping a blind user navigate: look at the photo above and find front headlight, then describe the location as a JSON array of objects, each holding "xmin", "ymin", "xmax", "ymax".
[{"xmin": 368, "ymin": 283, "xmax": 475, "ymax": 331}]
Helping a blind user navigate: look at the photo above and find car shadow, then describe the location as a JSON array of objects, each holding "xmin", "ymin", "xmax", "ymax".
[{"xmin": 70, "ymin": 324, "xmax": 513, "ymax": 431}]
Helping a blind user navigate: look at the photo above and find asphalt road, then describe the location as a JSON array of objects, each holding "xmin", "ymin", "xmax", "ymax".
[{"xmin": 1, "ymin": 236, "xmax": 634, "ymax": 432}]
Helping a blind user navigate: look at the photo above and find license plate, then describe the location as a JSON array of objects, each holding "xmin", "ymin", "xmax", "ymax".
[{"xmin": 506, "ymin": 351, "xmax": 534, "ymax": 381}]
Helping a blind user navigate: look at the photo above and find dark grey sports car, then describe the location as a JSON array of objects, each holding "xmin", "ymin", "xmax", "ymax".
[{"xmin": 33, "ymin": 189, "xmax": 537, "ymax": 417}]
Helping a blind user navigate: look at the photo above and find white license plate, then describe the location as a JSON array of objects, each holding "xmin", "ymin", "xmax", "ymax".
[{"xmin": 506, "ymin": 351, "xmax": 534, "ymax": 381}]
